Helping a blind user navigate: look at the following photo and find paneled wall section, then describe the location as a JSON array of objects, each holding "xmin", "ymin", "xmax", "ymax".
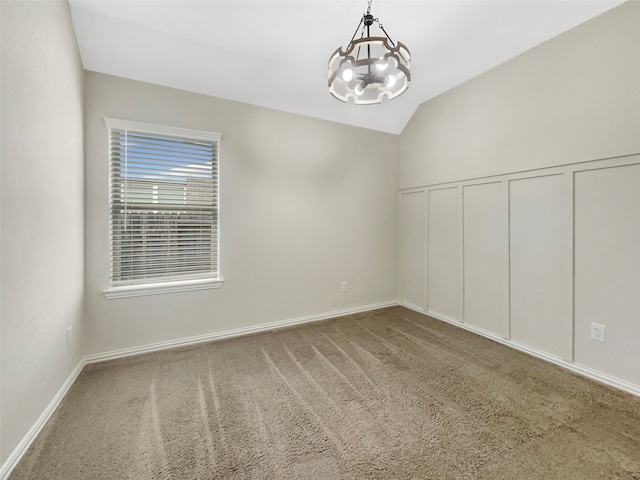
[
  {"xmin": 400, "ymin": 156, "xmax": 640, "ymax": 393},
  {"xmin": 426, "ymin": 188, "xmax": 460, "ymax": 321},
  {"xmin": 463, "ymin": 182, "xmax": 508, "ymax": 337},
  {"xmin": 510, "ymin": 174, "xmax": 569, "ymax": 359},
  {"xmin": 401, "ymin": 192, "xmax": 424, "ymax": 307},
  {"xmin": 573, "ymin": 164, "xmax": 640, "ymax": 385}
]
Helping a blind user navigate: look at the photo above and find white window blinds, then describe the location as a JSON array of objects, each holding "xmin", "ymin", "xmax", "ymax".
[{"xmin": 106, "ymin": 118, "xmax": 221, "ymax": 286}]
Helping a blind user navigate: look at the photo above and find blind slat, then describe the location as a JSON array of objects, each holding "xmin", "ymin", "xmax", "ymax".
[
  {"xmin": 111, "ymin": 259, "xmax": 215, "ymax": 268},
  {"xmin": 111, "ymin": 133, "xmax": 215, "ymax": 151},
  {"xmin": 112, "ymin": 271, "xmax": 216, "ymax": 285},
  {"xmin": 110, "ymin": 248, "xmax": 215, "ymax": 256},
  {"xmin": 112, "ymin": 266, "xmax": 216, "ymax": 278},
  {"xmin": 110, "ymin": 231, "xmax": 217, "ymax": 236},
  {"xmin": 111, "ymin": 258, "xmax": 217, "ymax": 270}
]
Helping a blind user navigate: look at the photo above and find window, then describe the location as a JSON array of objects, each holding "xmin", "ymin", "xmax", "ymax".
[{"xmin": 104, "ymin": 118, "xmax": 222, "ymax": 298}]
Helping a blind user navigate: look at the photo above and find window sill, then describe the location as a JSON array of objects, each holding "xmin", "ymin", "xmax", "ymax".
[{"xmin": 103, "ymin": 277, "xmax": 224, "ymax": 299}]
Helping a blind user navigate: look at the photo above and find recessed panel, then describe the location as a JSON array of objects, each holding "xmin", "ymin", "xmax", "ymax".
[
  {"xmin": 401, "ymin": 192, "xmax": 424, "ymax": 307},
  {"xmin": 463, "ymin": 182, "xmax": 506, "ymax": 335},
  {"xmin": 427, "ymin": 188, "xmax": 459, "ymax": 319},
  {"xmin": 510, "ymin": 175, "xmax": 567, "ymax": 357},
  {"xmin": 574, "ymin": 165, "xmax": 640, "ymax": 386}
]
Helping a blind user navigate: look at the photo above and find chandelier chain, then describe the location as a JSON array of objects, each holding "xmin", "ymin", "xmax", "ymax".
[
  {"xmin": 348, "ymin": 14, "xmax": 365, "ymax": 47},
  {"xmin": 378, "ymin": 23, "xmax": 395, "ymax": 47}
]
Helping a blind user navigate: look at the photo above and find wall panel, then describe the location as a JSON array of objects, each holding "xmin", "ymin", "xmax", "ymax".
[
  {"xmin": 510, "ymin": 175, "xmax": 568, "ymax": 358},
  {"xmin": 574, "ymin": 165, "xmax": 640, "ymax": 386},
  {"xmin": 397, "ymin": 1, "xmax": 640, "ymax": 394},
  {"xmin": 400, "ymin": 155, "xmax": 640, "ymax": 395},
  {"xmin": 427, "ymin": 188, "xmax": 459, "ymax": 319},
  {"xmin": 401, "ymin": 192, "xmax": 424, "ymax": 307},
  {"xmin": 463, "ymin": 182, "xmax": 506, "ymax": 335}
]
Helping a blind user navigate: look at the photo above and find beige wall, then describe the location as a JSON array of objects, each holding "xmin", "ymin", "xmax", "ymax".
[
  {"xmin": 84, "ymin": 72, "xmax": 398, "ymax": 355},
  {"xmin": 399, "ymin": 1, "xmax": 640, "ymax": 188},
  {"xmin": 399, "ymin": 2, "xmax": 640, "ymax": 390},
  {"xmin": 2, "ymin": 0, "xmax": 639, "ymax": 472},
  {"xmin": 1, "ymin": 0, "xmax": 85, "ymax": 464}
]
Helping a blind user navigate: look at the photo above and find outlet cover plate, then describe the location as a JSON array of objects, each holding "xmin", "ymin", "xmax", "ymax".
[{"xmin": 590, "ymin": 323, "xmax": 605, "ymax": 343}]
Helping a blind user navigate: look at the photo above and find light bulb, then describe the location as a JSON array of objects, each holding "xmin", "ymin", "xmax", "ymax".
[
  {"xmin": 386, "ymin": 75, "xmax": 396, "ymax": 88},
  {"xmin": 342, "ymin": 68, "xmax": 354, "ymax": 82},
  {"xmin": 376, "ymin": 60, "xmax": 387, "ymax": 71},
  {"xmin": 354, "ymin": 84, "xmax": 364, "ymax": 96}
]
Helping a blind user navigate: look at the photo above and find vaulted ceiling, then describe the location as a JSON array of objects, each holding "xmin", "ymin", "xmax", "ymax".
[{"xmin": 69, "ymin": 1, "xmax": 624, "ymax": 134}]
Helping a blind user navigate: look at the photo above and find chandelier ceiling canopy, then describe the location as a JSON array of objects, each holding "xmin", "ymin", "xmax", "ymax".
[{"xmin": 328, "ymin": 0, "xmax": 411, "ymax": 105}]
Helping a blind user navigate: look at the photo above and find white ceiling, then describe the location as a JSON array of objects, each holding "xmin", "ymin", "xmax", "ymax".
[{"xmin": 69, "ymin": 0, "xmax": 625, "ymax": 134}]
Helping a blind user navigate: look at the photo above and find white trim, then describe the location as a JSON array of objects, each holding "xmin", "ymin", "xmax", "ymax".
[
  {"xmin": 104, "ymin": 117, "xmax": 221, "ymax": 142},
  {"xmin": 103, "ymin": 277, "xmax": 224, "ymax": 299},
  {"xmin": 398, "ymin": 152, "xmax": 640, "ymax": 192},
  {"xmin": 400, "ymin": 300, "xmax": 424, "ymax": 314},
  {"xmin": 422, "ymin": 189, "xmax": 429, "ymax": 311},
  {"xmin": 428, "ymin": 310, "xmax": 465, "ymax": 328},
  {"xmin": 5, "ymin": 300, "xmax": 638, "ymax": 480},
  {"xmin": 561, "ymin": 171, "xmax": 575, "ymax": 362},
  {"xmin": 398, "ymin": 301, "xmax": 640, "ymax": 398},
  {"xmin": 0, "ymin": 301, "xmax": 397, "ymax": 478},
  {"xmin": 0, "ymin": 359, "xmax": 86, "ymax": 480},
  {"xmin": 85, "ymin": 300, "xmax": 398, "ymax": 363},
  {"xmin": 105, "ymin": 120, "xmax": 221, "ymax": 288},
  {"xmin": 500, "ymin": 180, "xmax": 511, "ymax": 340},
  {"xmin": 457, "ymin": 185, "xmax": 465, "ymax": 322},
  {"xmin": 428, "ymin": 308, "xmax": 508, "ymax": 342}
]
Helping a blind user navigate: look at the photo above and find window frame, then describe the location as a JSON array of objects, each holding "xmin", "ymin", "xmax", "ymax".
[{"xmin": 102, "ymin": 117, "xmax": 223, "ymax": 299}]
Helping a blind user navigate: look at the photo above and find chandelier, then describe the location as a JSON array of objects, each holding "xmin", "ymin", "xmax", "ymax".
[{"xmin": 328, "ymin": 0, "xmax": 411, "ymax": 104}]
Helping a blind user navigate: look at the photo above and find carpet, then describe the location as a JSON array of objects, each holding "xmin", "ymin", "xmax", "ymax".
[{"xmin": 10, "ymin": 306, "xmax": 640, "ymax": 479}]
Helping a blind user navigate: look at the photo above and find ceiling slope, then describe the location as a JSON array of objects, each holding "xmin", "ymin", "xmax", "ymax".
[{"xmin": 69, "ymin": 1, "xmax": 625, "ymax": 134}]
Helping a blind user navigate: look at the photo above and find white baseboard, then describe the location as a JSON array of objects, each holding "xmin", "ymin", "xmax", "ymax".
[
  {"xmin": 1, "ymin": 300, "xmax": 398, "ymax": 479},
  {"xmin": 399, "ymin": 301, "xmax": 640, "ymax": 398},
  {"xmin": 85, "ymin": 300, "xmax": 399, "ymax": 364},
  {"xmin": 0, "ymin": 359, "xmax": 86, "ymax": 480},
  {"xmin": 5, "ymin": 299, "xmax": 637, "ymax": 480}
]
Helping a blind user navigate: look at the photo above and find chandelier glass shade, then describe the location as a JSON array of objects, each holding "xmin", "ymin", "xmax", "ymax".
[{"xmin": 328, "ymin": 3, "xmax": 411, "ymax": 104}]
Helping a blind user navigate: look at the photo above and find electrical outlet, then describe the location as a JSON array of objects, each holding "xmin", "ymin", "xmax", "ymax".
[
  {"xmin": 590, "ymin": 323, "xmax": 605, "ymax": 343},
  {"xmin": 341, "ymin": 281, "xmax": 348, "ymax": 293},
  {"xmin": 67, "ymin": 325, "xmax": 73, "ymax": 347}
]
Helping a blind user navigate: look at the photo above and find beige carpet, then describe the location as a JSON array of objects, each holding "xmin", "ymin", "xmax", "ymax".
[{"xmin": 10, "ymin": 307, "xmax": 640, "ymax": 479}]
